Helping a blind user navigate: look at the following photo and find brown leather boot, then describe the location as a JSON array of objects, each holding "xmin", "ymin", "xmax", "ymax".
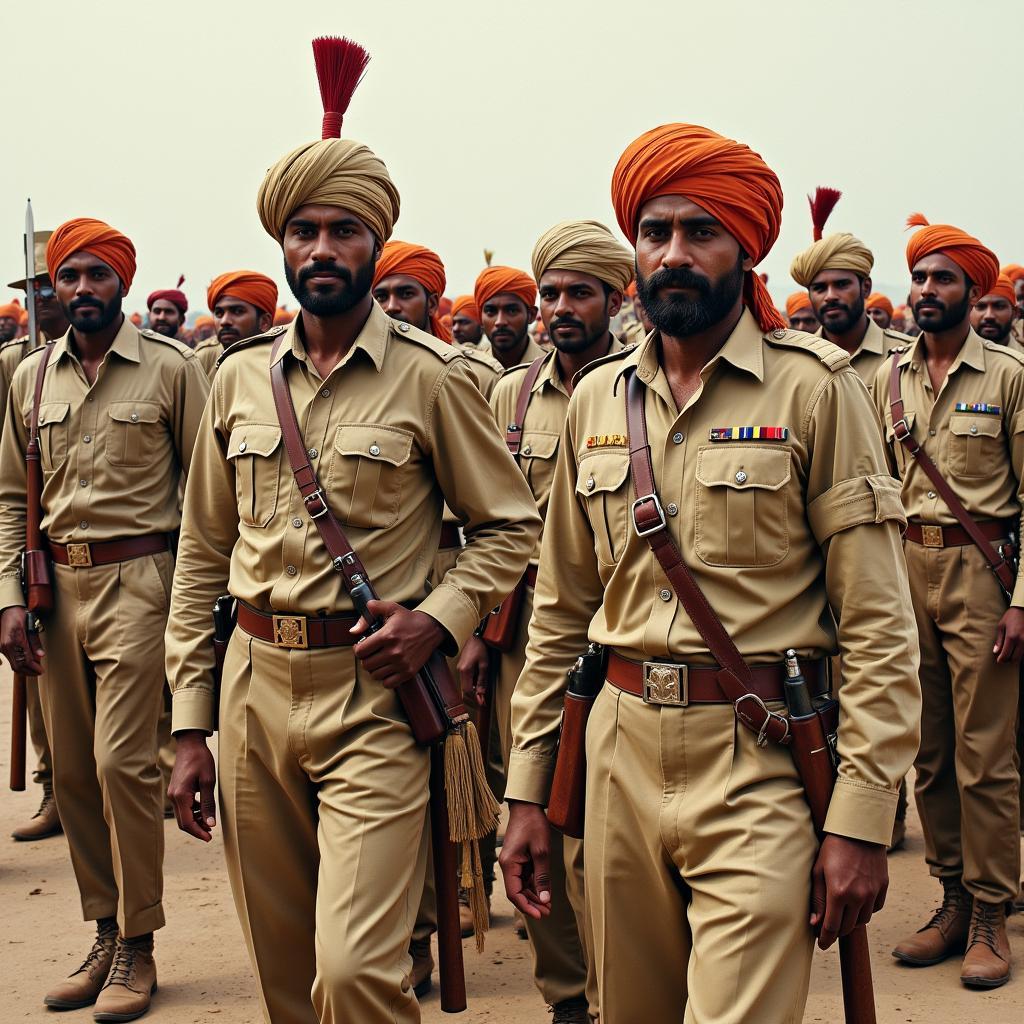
[
  {"xmin": 93, "ymin": 933, "xmax": 157, "ymax": 1021},
  {"xmin": 551, "ymin": 996, "xmax": 590, "ymax": 1022},
  {"xmin": 892, "ymin": 878, "xmax": 972, "ymax": 965},
  {"xmin": 961, "ymin": 900, "xmax": 1012, "ymax": 988},
  {"xmin": 408, "ymin": 936, "xmax": 433, "ymax": 999},
  {"xmin": 44, "ymin": 919, "xmax": 118, "ymax": 1010},
  {"xmin": 12, "ymin": 782, "xmax": 62, "ymax": 841}
]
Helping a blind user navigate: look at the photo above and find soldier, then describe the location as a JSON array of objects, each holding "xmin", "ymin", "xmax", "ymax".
[
  {"xmin": 163, "ymin": 41, "xmax": 540, "ymax": 1023},
  {"xmin": 0, "ymin": 299, "xmax": 22, "ymax": 343},
  {"xmin": 194, "ymin": 271, "xmax": 278, "ymax": 378},
  {"xmin": 0, "ymin": 217, "xmax": 210, "ymax": 1018},
  {"xmin": 785, "ymin": 291, "xmax": 819, "ymax": 333},
  {"xmin": 145, "ymin": 277, "xmax": 188, "ymax": 340},
  {"xmin": 969, "ymin": 273, "xmax": 1020, "ymax": 350},
  {"xmin": 867, "ymin": 293, "xmax": 895, "ymax": 329},
  {"xmin": 192, "ymin": 315, "xmax": 217, "ymax": 343},
  {"xmin": 450, "ymin": 294, "xmax": 490, "ymax": 353},
  {"xmin": 880, "ymin": 216, "xmax": 1023, "ymax": 989},
  {"xmin": 475, "ymin": 265, "xmax": 544, "ymax": 370},
  {"xmin": 499, "ymin": 122, "xmax": 921, "ymax": 1023}
]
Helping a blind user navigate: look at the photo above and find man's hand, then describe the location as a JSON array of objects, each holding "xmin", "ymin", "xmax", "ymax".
[
  {"xmin": 993, "ymin": 606, "xmax": 1024, "ymax": 663},
  {"xmin": 351, "ymin": 601, "xmax": 444, "ymax": 688},
  {"xmin": 0, "ymin": 606, "xmax": 44, "ymax": 676},
  {"xmin": 458, "ymin": 635, "xmax": 490, "ymax": 706},
  {"xmin": 168, "ymin": 730, "xmax": 217, "ymax": 842},
  {"xmin": 810, "ymin": 834, "xmax": 888, "ymax": 949},
  {"xmin": 499, "ymin": 800, "xmax": 552, "ymax": 920}
]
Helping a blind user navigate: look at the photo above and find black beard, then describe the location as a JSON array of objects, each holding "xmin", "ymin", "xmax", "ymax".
[
  {"xmin": 635, "ymin": 260, "xmax": 744, "ymax": 337},
  {"xmin": 67, "ymin": 295, "xmax": 122, "ymax": 334},
  {"xmin": 547, "ymin": 316, "xmax": 607, "ymax": 355},
  {"xmin": 285, "ymin": 256, "xmax": 376, "ymax": 317},
  {"xmin": 913, "ymin": 293, "xmax": 971, "ymax": 333},
  {"xmin": 150, "ymin": 321, "xmax": 178, "ymax": 337},
  {"xmin": 820, "ymin": 294, "xmax": 865, "ymax": 335},
  {"xmin": 976, "ymin": 320, "xmax": 1013, "ymax": 343}
]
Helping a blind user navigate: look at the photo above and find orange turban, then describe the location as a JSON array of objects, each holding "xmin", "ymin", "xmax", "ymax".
[
  {"xmin": 866, "ymin": 293, "xmax": 894, "ymax": 317},
  {"xmin": 129, "ymin": 311, "xmax": 143, "ymax": 326},
  {"xmin": 18, "ymin": 309, "xmax": 29, "ymax": 327},
  {"xmin": 372, "ymin": 240, "xmax": 450, "ymax": 341},
  {"xmin": 1001, "ymin": 263, "xmax": 1024, "ymax": 283},
  {"xmin": 0, "ymin": 299, "xmax": 23, "ymax": 320},
  {"xmin": 905, "ymin": 214, "xmax": 998, "ymax": 296},
  {"xmin": 611, "ymin": 123, "xmax": 785, "ymax": 331},
  {"xmin": 985, "ymin": 274, "xmax": 1017, "ymax": 306},
  {"xmin": 194, "ymin": 314, "xmax": 215, "ymax": 329},
  {"xmin": 207, "ymin": 271, "xmax": 278, "ymax": 317},
  {"xmin": 46, "ymin": 217, "xmax": 136, "ymax": 291},
  {"xmin": 785, "ymin": 291, "xmax": 812, "ymax": 319},
  {"xmin": 473, "ymin": 266, "xmax": 536, "ymax": 316},
  {"xmin": 274, "ymin": 306, "xmax": 294, "ymax": 326},
  {"xmin": 450, "ymin": 295, "xmax": 480, "ymax": 323}
]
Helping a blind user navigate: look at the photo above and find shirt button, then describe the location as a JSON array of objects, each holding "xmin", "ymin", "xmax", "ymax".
[
  {"xmin": 735, "ymin": 470, "xmax": 748, "ymax": 484},
  {"xmin": 522, "ymin": 445, "xmax": 532, "ymax": 456},
  {"xmin": 79, "ymin": 479, "xmax": 88, "ymax": 487},
  {"xmin": 659, "ymin": 589, "xmax": 672, "ymax": 602},
  {"xmin": 321, "ymin": 388, "xmax": 330, "ymax": 398},
  {"xmin": 130, "ymin": 412, "xmax": 139, "ymax": 423},
  {"xmin": 292, "ymin": 518, "xmax": 303, "ymax": 529},
  {"xmin": 969, "ymin": 424, "xmax": 978, "ymax": 435},
  {"xmin": 928, "ymin": 429, "xmax": 936, "ymax": 437},
  {"xmin": 83, "ymin": 435, "xmax": 92, "ymax": 443},
  {"xmin": 238, "ymin": 441, "xmax": 247, "ymax": 453},
  {"xmin": 666, "ymin": 503, "xmax": 678, "ymax": 516},
  {"xmin": 586, "ymin": 475, "xmax": 596, "ymax": 491},
  {"xmin": 398, "ymin": 323, "xmax": 410, "ymax": 332},
  {"xmin": 369, "ymin": 444, "xmax": 381, "ymax": 456},
  {"xmin": 286, "ymin": 565, "xmax": 297, "ymax": 576},
  {"xmin": 307, "ymin": 448, "xmax": 318, "ymax": 459},
  {"xmin": 86, "ymin": 396, "xmax": 94, "ymax": 403},
  {"xmin": 927, "ymin": 491, "xmax": 936, "ymax": 499},
  {"xmin": 79, "ymin": 520, "xmax": 88, "ymax": 529},
  {"xmin": 672, "ymin": 432, "xmax": 684, "ymax": 444}
]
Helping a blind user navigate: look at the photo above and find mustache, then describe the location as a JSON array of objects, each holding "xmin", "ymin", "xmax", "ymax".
[
  {"xmin": 548, "ymin": 317, "xmax": 586, "ymax": 333},
  {"xmin": 821, "ymin": 302, "xmax": 850, "ymax": 314},
  {"xmin": 914, "ymin": 299, "xmax": 945, "ymax": 314},
  {"xmin": 70, "ymin": 298, "xmax": 102, "ymax": 312},
  {"xmin": 645, "ymin": 267, "xmax": 712, "ymax": 298},
  {"xmin": 298, "ymin": 260, "xmax": 352, "ymax": 286}
]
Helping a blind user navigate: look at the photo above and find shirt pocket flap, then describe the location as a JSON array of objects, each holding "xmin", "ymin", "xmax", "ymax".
[
  {"xmin": 37, "ymin": 401, "xmax": 69, "ymax": 427},
  {"xmin": 695, "ymin": 446, "xmax": 791, "ymax": 491},
  {"xmin": 226, "ymin": 424, "xmax": 282, "ymax": 459},
  {"xmin": 520, "ymin": 430, "xmax": 560, "ymax": 460},
  {"xmin": 576, "ymin": 451, "xmax": 630, "ymax": 496},
  {"xmin": 107, "ymin": 400, "xmax": 160, "ymax": 425},
  {"xmin": 333, "ymin": 424, "xmax": 414, "ymax": 467},
  {"xmin": 948, "ymin": 412, "xmax": 1001, "ymax": 438}
]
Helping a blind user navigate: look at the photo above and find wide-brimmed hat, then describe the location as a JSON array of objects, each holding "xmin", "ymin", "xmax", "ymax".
[{"xmin": 8, "ymin": 230, "xmax": 54, "ymax": 290}]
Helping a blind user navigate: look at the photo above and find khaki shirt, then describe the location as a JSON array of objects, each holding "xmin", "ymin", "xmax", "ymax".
[
  {"xmin": 506, "ymin": 309, "xmax": 921, "ymax": 846},
  {"xmin": 871, "ymin": 330, "xmax": 1024, "ymax": 606},
  {"xmin": 458, "ymin": 345, "xmax": 504, "ymax": 401},
  {"xmin": 490, "ymin": 334, "xmax": 623, "ymax": 562},
  {"xmin": 816, "ymin": 317, "xmax": 911, "ymax": 385},
  {"xmin": 166, "ymin": 303, "xmax": 541, "ymax": 733},
  {"xmin": 193, "ymin": 337, "xmax": 222, "ymax": 379},
  {"xmin": 0, "ymin": 319, "xmax": 210, "ymax": 609},
  {"xmin": 457, "ymin": 337, "xmax": 492, "ymax": 357},
  {"xmin": 0, "ymin": 331, "xmax": 47, "ymax": 432},
  {"xmin": 490, "ymin": 335, "xmax": 545, "ymax": 371}
]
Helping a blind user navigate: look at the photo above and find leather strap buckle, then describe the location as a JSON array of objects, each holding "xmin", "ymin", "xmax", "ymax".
[
  {"xmin": 632, "ymin": 493, "xmax": 666, "ymax": 537},
  {"xmin": 921, "ymin": 525, "xmax": 944, "ymax": 548},
  {"xmin": 734, "ymin": 692, "xmax": 790, "ymax": 748},
  {"xmin": 272, "ymin": 614, "xmax": 309, "ymax": 649},
  {"xmin": 642, "ymin": 661, "xmax": 689, "ymax": 706},
  {"xmin": 304, "ymin": 488, "xmax": 329, "ymax": 520},
  {"xmin": 66, "ymin": 543, "xmax": 93, "ymax": 568}
]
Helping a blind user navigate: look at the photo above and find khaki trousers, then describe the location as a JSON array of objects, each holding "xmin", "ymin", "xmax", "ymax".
[
  {"xmin": 39, "ymin": 555, "xmax": 169, "ymax": 936},
  {"xmin": 585, "ymin": 685, "xmax": 816, "ymax": 1024},
  {"xmin": 497, "ymin": 586, "xmax": 591, "ymax": 1009},
  {"xmin": 219, "ymin": 632, "xmax": 430, "ymax": 1024},
  {"xmin": 905, "ymin": 540, "xmax": 1021, "ymax": 903},
  {"xmin": 25, "ymin": 674, "xmax": 52, "ymax": 785}
]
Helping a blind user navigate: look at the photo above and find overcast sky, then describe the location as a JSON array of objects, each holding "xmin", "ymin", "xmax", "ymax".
[{"xmin": 3, "ymin": 0, "xmax": 1022, "ymax": 318}]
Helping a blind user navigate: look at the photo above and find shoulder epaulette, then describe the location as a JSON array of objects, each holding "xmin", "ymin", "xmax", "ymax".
[
  {"xmin": 390, "ymin": 319, "xmax": 460, "ymax": 362},
  {"xmin": 193, "ymin": 336, "xmax": 220, "ymax": 353},
  {"xmin": 215, "ymin": 326, "xmax": 283, "ymax": 367},
  {"xmin": 20, "ymin": 343, "xmax": 49, "ymax": 364},
  {"xmin": 883, "ymin": 328, "xmax": 915, "ymax": 345},
  {"xmin": 764, "ymin": 328, "xmax": 850, "ymax": 371},
  {"xmin": 458, "ymin": 344, "xmax": 504, "ymax": 375},
  {"xmin": 0, "ymin": 334, "xmax": 30, "ymax": 353},
  {"xmin": 139, "ymin": 328, "xmax": 196, "ymax": 359},
  {"xmin": 572, "ymin": 346, "xmax": 630, "ymax": 386},
  {"xmin": 982, "ymin": 338, "xmax": 1024, "ymax": 365}
]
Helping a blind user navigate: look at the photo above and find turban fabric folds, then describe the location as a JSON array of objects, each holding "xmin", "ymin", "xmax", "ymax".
[
  {"xmin": 611, "ymin": 123, "xmax": 784, "ymax": 331},
  {"xmin": 450, "ymin": 295, "xmax": 480, "ymax": 323},
  {"xmin": 790, "ymin": 232, "xmax": 874, "ymax": 288},
  {"xmin": 372, "ymin": 241, "xmax": 450, "ymax": 341},
  {"xmin": 46, "ymin": 218, "xmax": 137, "ymax": 291},
  {"xmin": 986, "ymin": 274, "xmax": 1017, "ymax": 306},
  {"xmin": 147, "ymin": 275, "xmax": 188, "ymax": 314},
  {"xmin": 207, "ymin": 271, "xmax": 278, "ymax": 316},
  {"xmin": 474, "ymin": 266, "xmax": 536, "ymax": 315},
  {"xmin": 866, "ymin": 293, "xmax": 894, "ymax": 317},
  {"xmin": 905, "ymin": 214, "xmax": 999, "ymax": 296},
  {"xmin": 1001, "ymin": 263, "xmax": 1024, "ymax": 283},
  {"xmin": 531, "ymin": 219, "xmax": 634, "ymax": 293},
  {"xmin": 785, "ymin": 292, "xmax": 813, "ymax": 319},
  {"xmin": 0, "ymin": 299, "xmax": 23, "ymax": 320}
]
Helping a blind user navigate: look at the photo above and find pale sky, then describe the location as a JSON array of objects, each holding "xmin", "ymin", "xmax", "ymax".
[{"xmin": 3, "ymin": 0, "xmax": 1022, "ymax": 318}]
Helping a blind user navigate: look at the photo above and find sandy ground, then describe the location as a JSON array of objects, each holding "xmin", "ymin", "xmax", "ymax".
[{"xmin": 1, "ymin": 662, "xmax": 1022, "ymax": 1023}]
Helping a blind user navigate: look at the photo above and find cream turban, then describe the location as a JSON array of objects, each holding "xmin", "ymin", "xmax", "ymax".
[
  {"xmin": 256, "ymin": 138, "xmax": 400, "ymax": 244},
  {"xmin": 789, "ymin": 232, "xmax": 873, "ymax": 288},
  {"xmin": 531, "ymin": 219, "xmax": 634, "ymax": 293}
]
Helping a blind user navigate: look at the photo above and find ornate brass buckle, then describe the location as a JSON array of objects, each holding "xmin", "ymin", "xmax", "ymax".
[
  {"xmin": 272, "ymin": 614, "xmax": 308, "ymax": 649},
  {"xmin": 921, "ymin": 525, "xmax": 943, "ymax": 548},
  {"xmin": 66, "ymin": 543, "xmax": 93, "ymax": 567},
  {"xmin": 642, "ymin": 661, "xmax": 689, "ymax": 706}
]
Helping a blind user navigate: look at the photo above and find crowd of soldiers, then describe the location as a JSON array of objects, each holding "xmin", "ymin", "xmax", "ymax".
[{"xmin": 1, "ymin": 35, "xmax": 1021, "ymax": 1024}]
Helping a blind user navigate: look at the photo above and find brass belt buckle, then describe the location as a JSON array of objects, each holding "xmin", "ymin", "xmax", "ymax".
[
  {"xmin": 66, "ymin": 543, "xmax": 93, "ymax": 567},
  {"xmin": 921, "ymin": 525, "xmax": 943, "ymax": 548},
  {"xmin": 272, "ymin": 614, "xmax": 308, "ymax": 649},
  {"xmin": 642, "ymin": 661, "xmax": 689, "ymax": 706}
]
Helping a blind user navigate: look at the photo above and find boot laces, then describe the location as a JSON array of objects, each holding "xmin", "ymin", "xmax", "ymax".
[
  {"xmin": 36, "ymin": 787, "xmax": 56, "ymax": 819},
  {"xmin": 969, "ymin": 903, "xmax": 1001, "ymax": 953},
  {"xmin": 924, "ymin": 884, "xmax": 970, "ymax": 932},
  {"xmin": 107, "ymin": 939, "xmax": 148, "ymax": 989},
  {"xmin": 74, "ymin": 930, "xmax": 116, "ymax": 977}
]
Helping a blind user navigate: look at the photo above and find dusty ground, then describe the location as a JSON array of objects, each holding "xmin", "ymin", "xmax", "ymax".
[{"xmin": 1, "ymin": 661, "xmax": 1022, "ymax": 1023}]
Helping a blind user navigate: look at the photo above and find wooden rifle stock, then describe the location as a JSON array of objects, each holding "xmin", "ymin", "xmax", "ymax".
[{"xmin": 10, "ymin": 673, "xmax": 26, "ymax": 791}]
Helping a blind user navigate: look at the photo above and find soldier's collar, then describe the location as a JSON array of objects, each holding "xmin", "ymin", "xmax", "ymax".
[
  {"xmin": 52, "ymin": 316, "xmax": 140, "ymax": 365},
  {"xmin": 271, "ymin": 302, "xmax": 388, "ymax": 374}
]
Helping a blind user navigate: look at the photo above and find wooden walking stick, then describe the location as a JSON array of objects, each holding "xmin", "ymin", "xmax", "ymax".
[{"xmin": 10, "ymin": 673, "xmax": 26, "ymax": 791}]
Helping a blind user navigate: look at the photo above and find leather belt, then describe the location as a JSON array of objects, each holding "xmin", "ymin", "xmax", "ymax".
[
  {"xmin": 49, "ymin": 533, "xmax": 170, "ymax": 568},
  {"xmin": 606, "ymin": 650, "xmax": 827, "ymax": 707},
  {"xmin": 905, "ymin": 518, "xmax": 1011, "ymax": 549},
  {"xmin": 438, "ymin": 523, "xmax": 462, "ymax": 550},
  {"xmin": 525, "ymin": 564, "xmax": 538, "ymax": 588},
  {"xmin": 237, "ymin": 601, "xmax": 361, "ymax": 650}
]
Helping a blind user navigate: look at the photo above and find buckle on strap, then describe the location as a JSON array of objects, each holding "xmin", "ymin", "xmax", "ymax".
[
  {"xmin": 303, "ymin": 488, "xmax": 329, "ymax": 520},
  {"xmin": 66, "ymin": 543, "xmax": 93, "ymax": 567},
  {"xmin": 734, "ymin": 692, "xmax": 790, "ymax": 747},
  {"xmin": 272, "ymin": 615, "xmax": 309, "ymax": 649},
  {"xmin": 632, "ymin": 493, "xmax": 667, "ymax": 537},
  {"xmin": 642, "ymin": 661, "xmax": 689, "ymax": 706},
  {"xmin": 920, "ymin": 525, "xmax": 944, "ymax": 548}
]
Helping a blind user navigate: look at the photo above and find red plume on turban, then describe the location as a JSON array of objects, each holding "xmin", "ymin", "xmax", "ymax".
[
  {"xmin": 46, "ymin": 218, "xmax": 137, "ymax": 291},
  {"xmin": 373, "ymin": 241, "xmax": 451, "ymax": 341},
  {"xmin": 808, "ymin": 187, "xmax": 842, "ymax": 242},
  {"xmin": 207, "ymin": 271, "xmax": 278, "ymax": 317},
  {"xmin": 473, "ymin": 266, "xmax": 537, "ymax": 315},
  {"xmin": 905, "ymin": 213, "xmax": 999, "ymax": 296},
  {"xmin": 313, "ymin": 36, "xmax": 370, "ymax": 140}
]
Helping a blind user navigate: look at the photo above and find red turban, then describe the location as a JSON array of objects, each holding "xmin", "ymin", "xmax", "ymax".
[
  {"xmin": 985, "ymin": 274, "xmax": 1017, "ymax": 306},
  {"xmin": 785, "ymin": 291, "xmax": 812, "ymax": 319},
  {"xmin": 866, "ymin": 293, "xmax": 894, "ymax": 317},
  {"xmin": 147, "ymin": 274, "xmax": 188, "ymax": 314},
  {"xmin": 207, "ymin": 271, "xmax": 278, "ymax": 317},
  {"xmin": 46, "ymin": 217, "xmax": 137, "ymax": 291},
  {"xmin": 373, "ymin": 241, "xmax": 450, "ymax": 341},
  {"xmin": 1001, "ymin": 263, "xmax": 1024, "ymax": 283},
  {"xmin": 905, "ymin": 214, "xmax": 998, "ymax": 297},
  {"xmin": 450, "ymin": 294, "xmax": 480, "ymax": 322},
  {"xmin": 611, "ymin": 123, "xmax": 785, "ymax": 332},
  {"xmin": 473, "ymin": 266, "xmax": 536, "ymax": 316}
]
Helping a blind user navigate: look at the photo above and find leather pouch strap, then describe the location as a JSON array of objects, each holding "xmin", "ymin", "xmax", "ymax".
[
  {"xmin": 505, "ymin": 355, "xmax": 547, "ymax": 455},
  {"xmin": 29, "ymin": 344, "xmax": 53, "ymax": 447}
]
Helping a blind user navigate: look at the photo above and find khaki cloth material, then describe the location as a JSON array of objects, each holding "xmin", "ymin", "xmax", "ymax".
[
  {"xmin": 815, "ymin": 318, "xmax": 912, "ymax": 385},
  {"xmin": 586, "ymin": 687, "xmax": 816, "ymax": 1023},
  {"xmin": 905, "ymin": 540, "xmax": 1021, "ymax": 903},
  {"xmin": 507, "ymin": 310, "xmax": 921, "ymax": 851},
  {"xmin": 194, "ymin": 337, "xmax": 223, "ymax": 379},
  {"xmin": 490, "ymin": 335, "xmax": 545, "ymax": 371}
]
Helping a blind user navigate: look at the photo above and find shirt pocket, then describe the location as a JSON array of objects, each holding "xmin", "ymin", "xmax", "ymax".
[
  {"xmin": 327, "ymin": 423, "xmax": 414, "ymax": 530},
  {"xmin": 37, "ymin": 401, "xmax": 70, "ymax": 473},
  {"xmin": 694, "ymin": 445, "xmax": 791, "ymax": 567},
  {"xmin": 884, "ymin": 410, "xmax": 916, "ymax": 475},
  {"xmin": 519, "ymin": 430, "xmax": 560, "ymax": 511},
  {"xmin": 575, "ymin": 450, "xmax": 630, "ymax": 566},
  {"xmin": 105, "ymin": 401, "xmax": 162, "ymax": 468},
  {"xmin": 947, "ymin": 412, "xmax": 1003, "ymax": 479},
  {"xmin": 226, "ymin": 424, "xmax": 283, "ymax": 528}
]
